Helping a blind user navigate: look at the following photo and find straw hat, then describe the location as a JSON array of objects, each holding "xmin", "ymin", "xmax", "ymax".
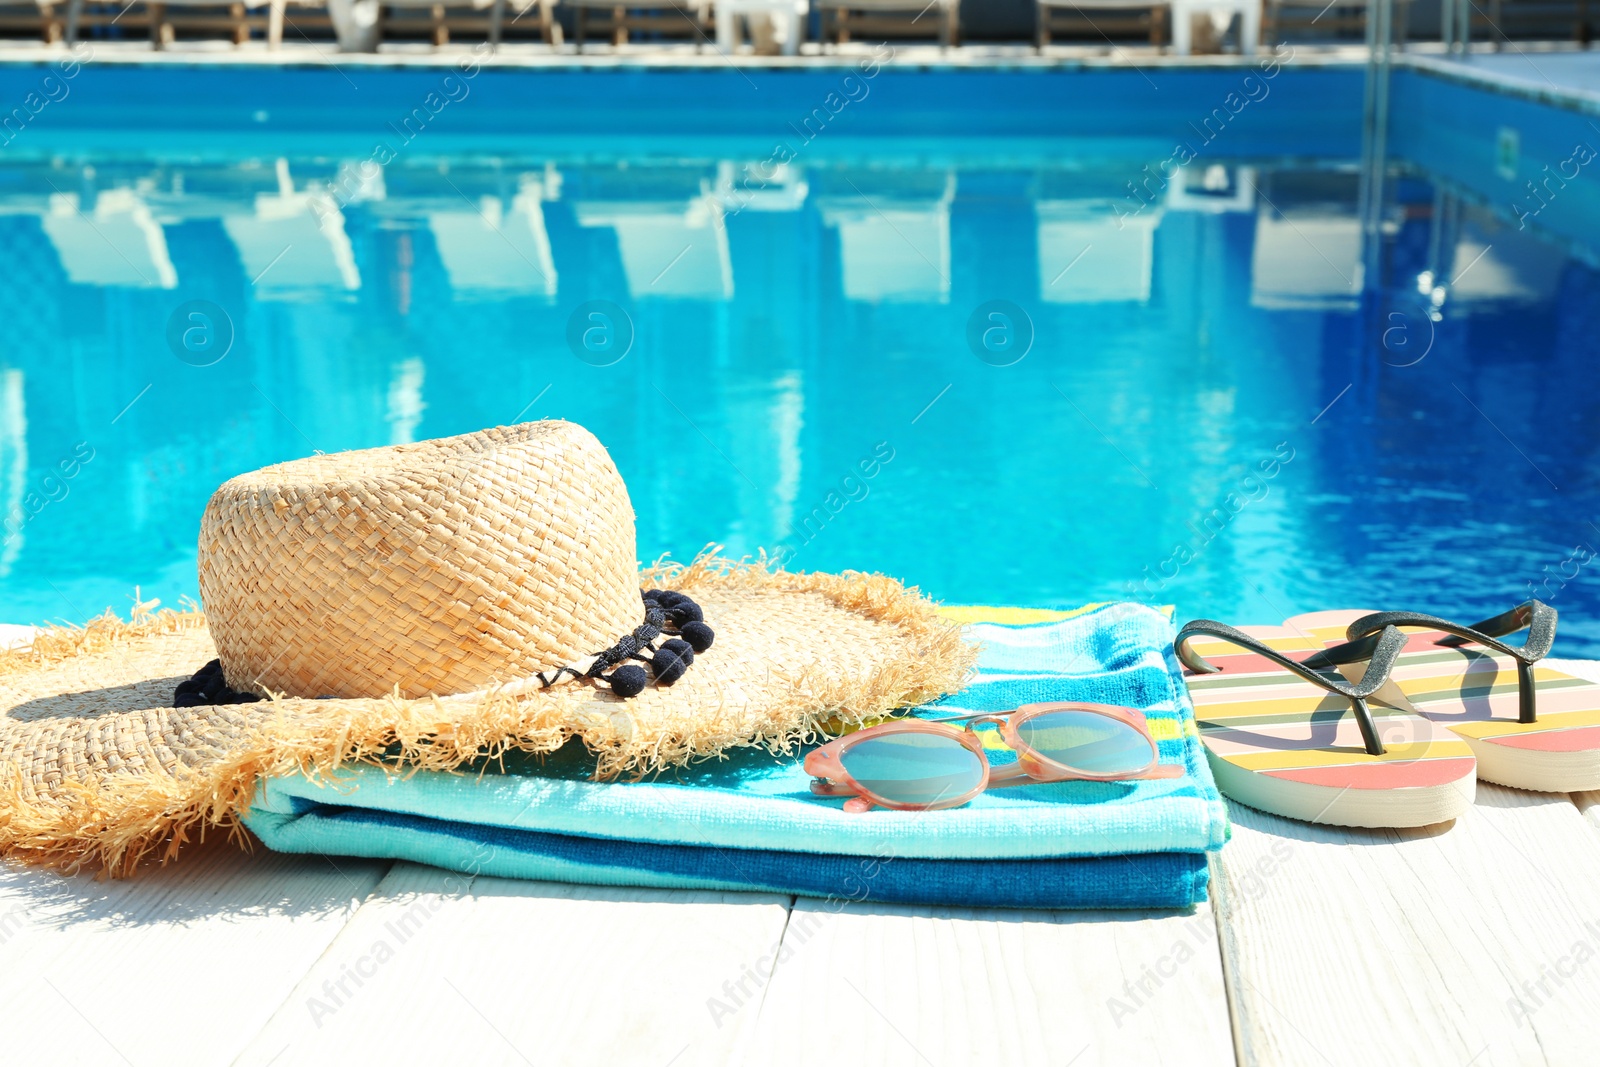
[{"xmin": 0, "ymin": 421, "xmax": 973, "ymax": 874}]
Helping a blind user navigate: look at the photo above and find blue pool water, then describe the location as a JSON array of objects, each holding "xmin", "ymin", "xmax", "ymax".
[{"xmin": 4, "ymin": 62, "xmax": 1600, "ymax": 653}]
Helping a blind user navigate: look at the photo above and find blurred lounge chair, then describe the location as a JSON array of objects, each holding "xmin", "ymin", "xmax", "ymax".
[
  {"xmin": 1445, "ymin": 226, "xmax": 1562, "ymax": 307},
  {"xmin": 1169, "ymin": 0, "xmax": 1258, "ymax": 53},
  {"xmin": 40, "ymin": 188, "xmax": 178, "ymax": 289},
  {"xmin": 1249, "ymin": 173, "xmax": 1363, "ymax": 310},
  {"xmin": 427, "ymin": 174, "xmax": 560, "ymax": 297},
  {"xmin": 1037, "ymin": 0, "xmax": 1169, "ymax": 48},
  {"xmin": 498, "ymin": 0, "xmax": 560, "ymax": 41},
  {"xmin": 1476, "ymin": 0, "xmax": 1590, "ymax": 47},
  {"xmin": 1261, "ymin": 0, "xmax": 1411, "ymax": 46},
  {"xmin": 372, "ymin": 0, "xmax": 557, "ymax": 46},
  {"xmin": 817, "ymin": 171, "xmax": 954, "ymax": 303},
  {"xmin": 819, "ymin": 0, "xmax": 958, "ymax": 46},
  {"xmin": 562, "ymin": 0, "xmax": 712, "ymax": 48},
  {"xmin": 1037, "ymin": 198, "xmax": 1160, "ymax": 304},
  {"xmin": 146, "ymin": 0, "xmax": 285, "ymax": 46},
  {"xmin": 574, "ymin": 172, "xmax": 733, "ymax": 299},
  {"xmin": 1251, "ymin": 213, "xmax": 1363, "ymax": 309},
  {"xmin": 715, "ymin": 0, "xmax": 807, "ymax": 54},
  {"xmin": 276, "ymin": 0, "xmax": 334, "ymax": 41},
  {"xmin": 66, "ymin": 0, "xmax": 285, "ymax": 44},
  {"xmin": 222, "ymin": 160, "xmax": 360, "ymax": 299},
  {"xmin": 63, "ymin": 0, "xmax": 157, "ymax": 41},
  {"xmin": 0, "ymin": 1, "xmax": 68, "ymax": 41}
]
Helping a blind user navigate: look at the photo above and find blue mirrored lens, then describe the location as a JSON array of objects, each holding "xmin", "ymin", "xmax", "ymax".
[
  {"xmin": 1015, "ymin": 710, "xmax": 1153, "ymax": 776},
  {"xmin": 839, "ymin": 732, "xmax": 985, "ymax": 806}
]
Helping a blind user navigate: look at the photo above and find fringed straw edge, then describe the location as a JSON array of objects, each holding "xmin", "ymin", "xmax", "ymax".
[{"xmin": 0, "ymin": 552, "xmax": 976, "ymax": 877}]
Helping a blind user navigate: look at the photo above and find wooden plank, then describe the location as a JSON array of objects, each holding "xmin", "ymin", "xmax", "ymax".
[
  {"xmin": 1574, "ymin": 790, "xmax": 1600, "ymax": 835},
  {"xmin": 234, "ymin": 863, "xmax": 794, "ymax": 1066},
  {"xmin": 743, "ymin": 896, "xmax": 1235, "ymax": 1067},
  {"xmin": 0, "ymin": 838, "xmax": 387, "ymax": 1067},
  {"xmin": 1217, "ymin": 784, "xmax": 1600, "ymax": 1067}
]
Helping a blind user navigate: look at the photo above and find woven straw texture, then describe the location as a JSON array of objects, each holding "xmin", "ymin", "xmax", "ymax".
[
  {"xmin": 198, "ymin": 421, "xmax": 641, "ymax": 699},
  {"xmin": 0, "ymin": 557, "xmax": 974, "ymax": 875}
]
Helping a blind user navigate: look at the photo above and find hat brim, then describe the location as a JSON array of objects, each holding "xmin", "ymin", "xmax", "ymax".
[{"xmin": 0, "ymin": 556, "xmax": 974, "ymax": 875}]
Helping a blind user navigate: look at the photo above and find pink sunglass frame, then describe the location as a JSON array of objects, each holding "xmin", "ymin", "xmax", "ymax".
[{"xmin": 803, "ymin": 701, "xmax": 1184, "ymax": 813}]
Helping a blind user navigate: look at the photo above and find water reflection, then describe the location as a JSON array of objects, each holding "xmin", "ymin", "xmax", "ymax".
[{"xmin": 0, "ymin": 154, "xmax": 1598, "ymax": 653}]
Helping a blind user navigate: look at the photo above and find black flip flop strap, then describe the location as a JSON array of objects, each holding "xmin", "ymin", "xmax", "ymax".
[
  {"xmin": 1175, "ymin": 619, "xmax": 1407, "ymax": 756},
  {"xmin": 1340, "ymin": 601, "xmax": 1556, "ymax": 724}
]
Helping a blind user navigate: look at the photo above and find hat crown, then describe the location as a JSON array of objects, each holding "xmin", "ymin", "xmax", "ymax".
[{"xmin": 197, "ymin": 420, "xmax": 641, "ymax": 699}]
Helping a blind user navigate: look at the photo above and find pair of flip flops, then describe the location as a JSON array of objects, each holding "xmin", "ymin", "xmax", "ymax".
[{"xmin": 1176, "ymin": 601, "xmax": 1600, "ymax": 828}]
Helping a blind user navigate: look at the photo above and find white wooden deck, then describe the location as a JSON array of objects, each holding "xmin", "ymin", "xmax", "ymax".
[{"xmin": 6, "ymin": 659, "xmax": 1600, "ymax": 1066}]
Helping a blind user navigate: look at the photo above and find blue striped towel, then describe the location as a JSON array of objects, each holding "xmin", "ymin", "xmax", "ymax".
[{"xmin": 245, "ymin": 602, "xmax": 1228, "ymax": 908}]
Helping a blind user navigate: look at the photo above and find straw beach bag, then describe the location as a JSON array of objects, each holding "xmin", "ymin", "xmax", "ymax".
[{"xmin": 0, "ymin": 421, "xmax": 973, "ymax": 874}]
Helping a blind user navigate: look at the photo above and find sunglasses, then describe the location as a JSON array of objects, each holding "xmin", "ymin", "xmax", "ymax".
[{"xmin": 803, "ymin": 701, "xmax": 1183, "ymax": 813}]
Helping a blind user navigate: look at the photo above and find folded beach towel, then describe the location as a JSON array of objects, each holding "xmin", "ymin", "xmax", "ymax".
[{"xmin": 245, "ymin": 602, "xmax": 1229, "ymax": 908}]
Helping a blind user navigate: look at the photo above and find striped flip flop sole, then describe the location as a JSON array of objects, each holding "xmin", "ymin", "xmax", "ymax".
[
  {"xmin": 1287, "ymin": 610, "xmax": 1600, "ymax": 793},
  {"xmin": 1182, "ymin": 625, "xmax": 1476, "ymax": 828}
]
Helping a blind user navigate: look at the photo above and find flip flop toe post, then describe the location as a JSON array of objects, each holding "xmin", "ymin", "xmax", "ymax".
[{"xmin": 1176, "ymin": 620, "xmax": 1476, "ymax": 829}]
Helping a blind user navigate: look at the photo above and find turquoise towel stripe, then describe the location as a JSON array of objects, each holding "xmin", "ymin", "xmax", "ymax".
[
  {"xmin": 248, "ymin": 602, "xmax": 1230, "ymax": 861},
  {"xmin": 244, "ymin": 805, "xmax": 1211, "ymax": 910}
]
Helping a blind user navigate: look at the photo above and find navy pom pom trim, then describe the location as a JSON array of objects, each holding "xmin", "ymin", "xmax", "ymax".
[
  {"xmin": 609, "ymin": 664, "xmax": 649, "ymax": 698},
  {"xmin": 527, "ymin": 588, "xmax": 716, "ymax": 699},
  {"xmin": 680, "ymin": 621, "xmax": 714, "ymax": 653},
  {"xmin": 651, "ymin": 648, "xmax": 688, "ymax": 685},
  {"xmin": 172, "ymin": 659, "xmax": 263, "ymax": 708},
  {"xmin": 667, "ymin": 602, "xmax": 703, "ymax": 626}
]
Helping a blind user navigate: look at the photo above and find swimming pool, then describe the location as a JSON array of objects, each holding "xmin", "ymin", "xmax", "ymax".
[{"xmin": 4, "ymin": 57, "xmax": 1600, "ymax": 653}]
